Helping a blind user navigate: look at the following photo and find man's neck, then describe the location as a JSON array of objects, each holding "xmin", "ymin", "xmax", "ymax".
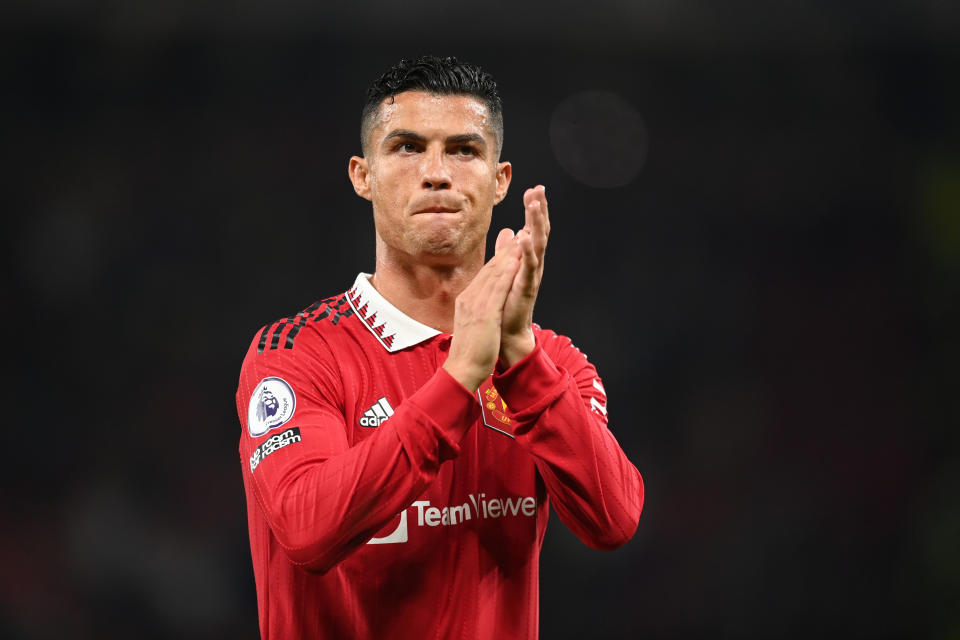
[{"xmin": 369, "ymin": 250, "xmax": 484, "ymax": 335}]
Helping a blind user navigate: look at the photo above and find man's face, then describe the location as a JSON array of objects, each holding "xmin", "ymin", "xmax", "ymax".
[{"xmin": 349, "ymin": 91, "xmax": 511, "ymax": 265}]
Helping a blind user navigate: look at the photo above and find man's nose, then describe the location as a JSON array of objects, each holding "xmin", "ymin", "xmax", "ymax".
[{"xmin": 421, "ymin": 149, "xmax": 451, "ymax": 190}]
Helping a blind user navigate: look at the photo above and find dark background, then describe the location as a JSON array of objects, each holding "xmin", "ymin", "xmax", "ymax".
[{"xmin": 4, "ymin": 2, "xmax": 959, "ymax": 638}]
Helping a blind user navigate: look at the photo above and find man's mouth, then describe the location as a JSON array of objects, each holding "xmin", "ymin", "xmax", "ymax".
[{"xmin": 414, "ymin": 205, "xmax": 461, "ymax": 214}]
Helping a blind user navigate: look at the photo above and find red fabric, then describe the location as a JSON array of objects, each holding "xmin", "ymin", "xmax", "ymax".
[{"xmin": 236, "ymin": 291, "xmax": 644, "ymax": 640}]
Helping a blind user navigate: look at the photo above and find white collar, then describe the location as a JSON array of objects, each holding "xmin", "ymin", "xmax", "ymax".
[{"xmin": 346, "ymin": 273, "xmax": 442, "ymax": 352}]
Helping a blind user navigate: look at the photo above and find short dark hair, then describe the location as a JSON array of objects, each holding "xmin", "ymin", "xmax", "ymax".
[{"xmin": 360, "ymin": 56, "xmax": 504, "ymax": 157}]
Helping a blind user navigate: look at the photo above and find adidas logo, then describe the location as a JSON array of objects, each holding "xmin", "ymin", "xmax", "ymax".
[{"xmin": 359, "ymin": 397, "xmax": 395, "ymax": 427}]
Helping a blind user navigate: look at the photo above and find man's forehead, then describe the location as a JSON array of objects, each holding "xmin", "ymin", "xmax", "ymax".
[{"xmin": 373, "ymin": 91, "xmax": 493, "ymax": 139}]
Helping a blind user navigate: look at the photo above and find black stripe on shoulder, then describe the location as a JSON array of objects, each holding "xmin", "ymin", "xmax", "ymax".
[
  {"xmin": 269, "ymin": 320, "xmax": 288, "ymax": 350},
  {"xmin": 259, "ymin": 295, "xmax": 351, "ymax": 353},
  {"xmin": 284, "ymin": 315, "xmax": 308, "ymax": 349},
  {"xmin": 313, "ymin": 294, "xmax": 355, "ymax": 327},
  {"xmin": 331, "ymin": 306, "xmax": 354, "ymax": 325},
  {"xmin": 257, "ymin": 325, "xmax": 272, "ymax": 354}
]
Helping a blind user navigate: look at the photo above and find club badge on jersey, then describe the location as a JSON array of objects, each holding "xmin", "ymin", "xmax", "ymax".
[
  {"xmin": 478, "ymin": 380, "xmax": 514, "ymax": 439},
  {"xmin": 248, "ymin": 377, "xmax": 296, "ymax": 437}
]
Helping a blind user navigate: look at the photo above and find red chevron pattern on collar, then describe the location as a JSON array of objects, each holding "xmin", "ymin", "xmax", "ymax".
[{"xmin": 346, "ymin": 273, "xmax": 442, "ymax": 352}]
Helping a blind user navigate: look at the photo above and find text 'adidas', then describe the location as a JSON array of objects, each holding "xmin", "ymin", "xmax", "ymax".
[{"xmin": 359, "ymin": 397, "xmax": 394, "ymax": 427}]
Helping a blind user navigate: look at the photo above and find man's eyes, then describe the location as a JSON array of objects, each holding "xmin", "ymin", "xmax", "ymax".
[{"xmin": 392, "ymin": 142, "xmax": 478, "ymax": 156}]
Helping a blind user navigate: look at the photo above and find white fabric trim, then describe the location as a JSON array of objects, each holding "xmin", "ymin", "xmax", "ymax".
[{"xmin": 346, "ymin": 273, "xmax": 442, "ymax": 352}]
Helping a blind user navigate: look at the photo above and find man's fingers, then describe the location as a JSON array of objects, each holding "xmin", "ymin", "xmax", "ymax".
[
  {"xmin": 516, "ymin": 230, "xmax": 537, "ymax": 269},
  {"xmin": 522, "ymin": 185, "xmax": 540, "ymax": 208},
  {"xmin": 492, "ymin": 239, "xmax": 522, "ymax": 290},
  {"xmin": 494, "ymin": 227, "xmax": 515, "ymax": 255},
  {"xmin": 537, "ymin": 186, "xmax": 550, "ymax": 239},
  {"xmin": 470, "ymin": 236, "xmax": 520, "ymax": 296},
  {"xmin": 513, "ymin": 230, "xmax": 538, "ymax": 293},
  {"xmin": 522, "ymin": 186, "xmax": 540, "ymax": 225},
  {"xmin": 496, "ymin": 186, "xmax": 548, "ymax": 368},
  {"xmin": 526, "ymin": 200, "xmax": 545, "ymax": 245},
  {"xmin": 522, "ymin": 186, "xmax": 550, "ymax": 254}
]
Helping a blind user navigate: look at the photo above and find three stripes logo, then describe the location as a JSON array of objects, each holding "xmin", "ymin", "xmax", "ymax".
[
  {"xmin": 590, "ymin": 378, "xmax": 609, "ymax": 421},
  {"xmin": 359, "ymin": 397, "xmax": 395, "ymax": 427}
]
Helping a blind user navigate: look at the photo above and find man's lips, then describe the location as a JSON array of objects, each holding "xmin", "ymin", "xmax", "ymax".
[{"xmin": 414, "ymin": 205, "xmax": 461, "ymax": 214}]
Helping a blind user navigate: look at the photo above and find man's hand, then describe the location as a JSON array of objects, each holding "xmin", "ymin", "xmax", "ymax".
[
  {"xmin": 442, "ymin": 230, "xmax": 522, "ymax": 392},
  {"xmin": 499, "ymin": 185, "xmax": 550, "ymax": 368}
]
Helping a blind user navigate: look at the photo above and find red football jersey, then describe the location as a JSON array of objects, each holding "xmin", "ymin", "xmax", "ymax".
[{"xmin": 236, "ymin": 273, "xmax": 644, "ymax": 639}]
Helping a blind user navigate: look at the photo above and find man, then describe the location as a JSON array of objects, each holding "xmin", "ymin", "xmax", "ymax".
[{"xmin": 236, "ymin": 56, "xmax": 644, "ymax": 639}]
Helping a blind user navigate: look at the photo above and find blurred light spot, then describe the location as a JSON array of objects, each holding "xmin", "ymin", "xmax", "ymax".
[
  {"xmin": 549, "ymin": 90, "xmax": 648, "ymax": 188},
  {"xmin": 918, "ymin": 160, "xmax": 960, "ymax": 272}
]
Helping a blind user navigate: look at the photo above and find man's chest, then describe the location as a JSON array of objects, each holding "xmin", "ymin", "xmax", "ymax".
[
  {"xmin": 331, "ymin": 343, "xmax": 545, "ymax": 555},
  {"xmin": 335, "ymin": 340, "xmax": 523, "ymax": 451}
]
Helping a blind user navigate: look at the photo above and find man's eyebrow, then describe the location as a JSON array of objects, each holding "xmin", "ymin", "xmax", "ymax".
[
  {"xmin": 383, "ymin": 129, "xmax": 426, "ymax": 144},
  {"xmin": 446, "ymin": 133, "xmax": 487, "ymax": 148}
]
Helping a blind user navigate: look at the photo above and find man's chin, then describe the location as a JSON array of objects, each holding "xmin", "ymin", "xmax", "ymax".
[
  {"xmin": 414, "ymin": 245, "xmax": 462, "ymax": 266},
  {"xmin": 411, "ymin": 232, "xmax": 464, "ymax": 258},
  {"xmin": 388, "ymin": 229, "xmax": 486, "ymax": 265}
]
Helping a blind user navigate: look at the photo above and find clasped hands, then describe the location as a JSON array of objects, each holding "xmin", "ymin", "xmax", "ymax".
[{"xmin": 443, "ymin": 186, "xmax": 550, "ymax": 393}]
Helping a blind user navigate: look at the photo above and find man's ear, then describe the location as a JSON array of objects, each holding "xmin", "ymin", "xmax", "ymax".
[
  {"xmin": 349, "ymin": 156, "xmax": 372, "ymax": 201},
  {"xmin": 494, "ymin": 161, "xmax": 512, "ymax": 205}
]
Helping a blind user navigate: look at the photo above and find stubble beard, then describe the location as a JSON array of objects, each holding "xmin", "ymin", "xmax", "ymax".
[
  {"xmin": 379, "ymin": 211, "xmax": 489, "ymax": 265},
  {"xmin": 410, "ymin": 221, "xmax": 467, "ymax": 256}
]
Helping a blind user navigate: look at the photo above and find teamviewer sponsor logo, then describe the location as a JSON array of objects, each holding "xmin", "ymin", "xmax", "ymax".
[
  {"xmin": 366, "ymin": 493, "xmax": 537, "ymax": 544},
  {"xmin": 359, "ymin": 397, "xmax": 394, "ymax": 427},
  {"xmin": 249, "ymin": 427, "xmax": 302, "ymax": 472}
]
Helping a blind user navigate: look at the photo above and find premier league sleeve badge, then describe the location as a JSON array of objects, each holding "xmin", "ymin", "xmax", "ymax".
[{"xmin": 248, "ymin": 377, "xmax": 297, "ymax": 437}]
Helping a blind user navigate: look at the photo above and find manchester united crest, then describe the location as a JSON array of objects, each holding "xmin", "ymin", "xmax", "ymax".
[{"xmin": 478, "ymin": 379, "xmax": 513, "ymax": 438}]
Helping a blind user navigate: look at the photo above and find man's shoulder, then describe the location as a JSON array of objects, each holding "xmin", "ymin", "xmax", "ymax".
[
  {"xmin": 533, "ymin": 324, "xmax": 594, "ymax": 366},
  {"xmin": 246, "ymin": 290, "xmax": 359, "ymax": 359},
  {"xmin": 236, "ymin": 292, "xmax": 357, "ymax": 425},
  {"xmin": 532, "ymin": 324, "xmax": 572, "ymax": 350}
]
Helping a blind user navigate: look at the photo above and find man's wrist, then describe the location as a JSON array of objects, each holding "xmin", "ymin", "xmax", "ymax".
[
  {"xmin": 499, "ymin": 331, "xmax": 536, "ymax": 370},
  {"xmin": 441, "ymin": 360, "xmax": 488, "ymax": 393}
]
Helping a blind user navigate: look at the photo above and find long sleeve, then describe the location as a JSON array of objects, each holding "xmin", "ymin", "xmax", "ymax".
[
  {"xmin": 492, "ymin": 330, "xmax": 644, "ymax": 550},
  {"xmin": 236, "ymin": 331, "xmax": 480, "ymax": 574}
]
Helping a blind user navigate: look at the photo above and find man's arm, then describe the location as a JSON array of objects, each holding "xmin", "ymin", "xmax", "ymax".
[
  {"xmin": 238, "ymin": 340, "xmax": 479, "ymax": 574},
  {"xmin": 493, "ymin": 333, "xmax": 644, "ymax": 550},
  {"xmin": 494, "ymin": 184, "xmax": 643, "ymax": 549},
  {"xmin": 238, "ymin": 239, "xmax": 522, "ymax": 574}
]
